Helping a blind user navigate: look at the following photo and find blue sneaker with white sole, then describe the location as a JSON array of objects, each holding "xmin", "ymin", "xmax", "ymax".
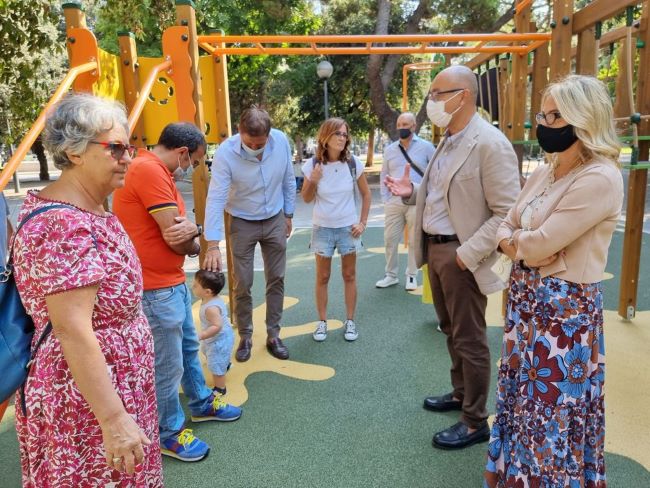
[
  {"xmin": 190, "ymin": 394, "xmax": 242, "ymax": 422},
  {"xmin": 160, "ymin": 428, "xmax": 210, "ymax": 462}
]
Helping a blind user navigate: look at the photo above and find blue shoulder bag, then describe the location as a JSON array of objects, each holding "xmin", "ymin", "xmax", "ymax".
[{"xmin": 0, "ymin": 204, "xmax": 72, "ymax": 405}]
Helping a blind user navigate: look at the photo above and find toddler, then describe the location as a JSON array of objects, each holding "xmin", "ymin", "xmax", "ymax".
[{"xmin": 192, "ymin": 270, "xmax": 235, "ymax": 396}]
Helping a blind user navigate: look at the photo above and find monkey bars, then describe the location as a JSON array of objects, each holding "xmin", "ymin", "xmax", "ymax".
[{"xmin": 197, "ymin": 33, "xmax": 552, "ymax": 56}]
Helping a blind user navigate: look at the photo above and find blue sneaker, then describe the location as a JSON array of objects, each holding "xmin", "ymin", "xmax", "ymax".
[
  {"xmin": 160, "ymin": 428, "xmax": 210, "ymax": 462},
  {"xmin": 191, "ymin": 394, "xmax": 242, "ymax": 423}
]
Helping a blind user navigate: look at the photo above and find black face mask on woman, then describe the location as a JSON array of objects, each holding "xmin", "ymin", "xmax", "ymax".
[{"xmin": 536, "ymin": 123, "xmax": 579, "ymax": 153}]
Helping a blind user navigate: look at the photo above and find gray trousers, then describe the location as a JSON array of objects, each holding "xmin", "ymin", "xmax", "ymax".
[
  {"xmin": 228, "ymin": 212, "xmax": 287, "ymax": 339},
  {"xmin": 426, "ymin": 239, "xmax": 490, "ymax": 428}
]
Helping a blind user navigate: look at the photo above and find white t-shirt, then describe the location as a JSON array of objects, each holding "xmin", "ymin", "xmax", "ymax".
[{"xmin": 301, "ymin": 157, "xmax": 364, "ymax": 228}]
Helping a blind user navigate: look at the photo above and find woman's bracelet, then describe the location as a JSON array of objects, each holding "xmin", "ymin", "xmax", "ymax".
[
  {"xmin": 359, "ymin": 222, "xmax": 367, "ymax": 230},
  {"xmin": 207, "ymin": 245, "xmax": 221, "ymax": 251}
]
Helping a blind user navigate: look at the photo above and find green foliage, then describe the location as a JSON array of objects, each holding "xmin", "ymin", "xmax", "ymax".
[
  {"xmin": 434, "ymin": 0, "xmax": 500, "ymax": 33},
  {"xmin": 196, "ymin": 0, "xmax": 320, "ymax": 132},
  {"xmin": 0, "ymin": 0, "xmax": 66, "ymax": 145},
  {"xmin": 94, "ymin": 0, "xmax": 175, "ymax": 57}
]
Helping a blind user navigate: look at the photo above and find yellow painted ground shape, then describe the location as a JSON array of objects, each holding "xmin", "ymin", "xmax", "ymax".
[
  {"xmin": 482, "ymin": 270, "xmax": 650, "ymax": 471},
  {"xmin": 192, "ymin": 296, "xmax": 342, "ymax": 407}
]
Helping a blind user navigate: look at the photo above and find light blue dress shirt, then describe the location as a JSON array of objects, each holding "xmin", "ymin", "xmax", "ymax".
[
  {"xmin": 205, "ymin": 128, "xmax": 296, "ymax": 241},
  {"xmin": 380, "ymin": 134, "xmax": 435, "ymax": 204}
]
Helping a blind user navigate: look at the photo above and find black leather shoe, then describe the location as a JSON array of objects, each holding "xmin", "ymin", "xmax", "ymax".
[
  {"xmin": 266, "ymin": 337, "xmax": 289, "ymax": 360},
  {"xmin": 423, "ymin": 393, "xmax": 462, "ymax": 412},
  {"xmin": 235, "ymin": 338, "xmax": 252, "ymax": 362},
  {"xmin": 432, "ymin": 421, "xmax": 490, "ymax": 450}
]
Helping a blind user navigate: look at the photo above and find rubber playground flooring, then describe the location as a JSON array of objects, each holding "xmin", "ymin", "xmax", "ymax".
[{"xmin": 1, "ymin": 228, "xmax": 649, "ymax": 487}]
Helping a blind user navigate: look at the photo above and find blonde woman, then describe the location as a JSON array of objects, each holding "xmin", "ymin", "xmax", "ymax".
[
  {"xmin": 485, "ymin": 75, "xmax": 623, "ymax": 487},
  {"xmin": 301, "ymin": 118, "xmax": 371, "ymax": 342}
]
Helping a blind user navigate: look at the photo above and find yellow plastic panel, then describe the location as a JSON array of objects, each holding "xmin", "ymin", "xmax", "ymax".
[
  {"xmin": 139, "ymin": 57, "xmax": 180, "ymax": 146},
  {"xmin": 199, "ymin": 55, "xmax": 219, "ymax": 144},
  {"xmin": 94, "ymin": 48, "xmax": 125, "ymax": 102}
]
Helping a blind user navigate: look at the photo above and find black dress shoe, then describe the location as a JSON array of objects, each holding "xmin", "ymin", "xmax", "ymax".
[
  {"xmin": 235, "ymin": 338, "xmax": 252, "ymax": 362},
  {"xmin": 423, "ymin": 393, "xmax": 462, "ymax": 412},
  {"xmin": 266, "ymin": 337, "xmax": 289, "ymax": 360},
  {"xmin": 432, "ymin": 421, "xmax": 490, "ymax": 450}
]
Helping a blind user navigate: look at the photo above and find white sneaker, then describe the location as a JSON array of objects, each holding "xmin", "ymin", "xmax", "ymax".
[
  {"xmin": 375, "ymin": 275, "xmax": 399, "ymax": 288},
  {"xmin": 344, "ymin": 319, "xmax": 358, "ymax": 341},
  {"xmin": 313, "ymin": 320, "xmax": 327, "ymax": 342},
  {"xmin": 405, "ymin": 275, "xmax": 417, "ymax": 291}
]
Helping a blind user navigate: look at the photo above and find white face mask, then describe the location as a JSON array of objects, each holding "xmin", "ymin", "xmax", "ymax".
[
  {"xmin": 242, "ymin": 142, "xmax": 265, "ymax": 157},
  {"xmin": 173, "ymin": 152, "xmax": 192, "ymax": 182},
  {"xmin": 426, "ymin": 90, "xmax": 463, "ymax": 128}
]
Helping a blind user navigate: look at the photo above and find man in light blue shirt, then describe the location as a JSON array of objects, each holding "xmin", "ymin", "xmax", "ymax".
[
  {"xmin": 377, "ymin": 112, "xmax": 434, "ymax": 291},
  {"xmin": 204, "ymin": 107, "xmax": 296, "ymax": 362}
]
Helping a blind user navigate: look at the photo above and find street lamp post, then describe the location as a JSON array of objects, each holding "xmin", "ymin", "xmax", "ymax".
[{"xmin": 316, "ymin": 60, "xmax": 333, "ymax": 120}]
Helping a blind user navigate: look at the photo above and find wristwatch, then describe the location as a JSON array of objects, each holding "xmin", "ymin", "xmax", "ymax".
[
  {"xmin": 284, "ymin": 213, "xmax": 293, "ymax": 219},
  {"xmin": 193, "ymin": 224, "xmax": 203, "ymax": 239}
]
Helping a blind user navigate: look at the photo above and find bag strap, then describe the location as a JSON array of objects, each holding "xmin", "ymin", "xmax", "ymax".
[
  {"xmin": 7, "ymin": 204, "xmax": 75, "ymax": 267},
  {"xmin": 10, "ymin": 204, "xmax": 74, "ymax": 415},
  {"xmin": 20, "ymin": 321, "xmax": 52, "ymax": 415},
  {"xmin": 398, "ymin": 144, "xmax": 424, "ymax": 178}
]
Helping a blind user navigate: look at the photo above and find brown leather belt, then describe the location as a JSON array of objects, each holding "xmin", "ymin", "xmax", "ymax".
[{"xmin": 425, "ymin": 233, "xmax": 459, "ymax": 244}]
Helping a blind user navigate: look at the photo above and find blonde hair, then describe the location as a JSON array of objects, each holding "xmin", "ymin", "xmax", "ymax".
[
  {"xmin": 315, "ymin": 117, "xmax": 351, "ymax": 163},
  {"xmin": 542, "ymin": 75, "xmax": 620, "ymax": 164}
]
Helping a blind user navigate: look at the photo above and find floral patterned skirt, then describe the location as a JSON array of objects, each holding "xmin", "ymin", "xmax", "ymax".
[{"xmin": 484, "ymin": 262, "xmax": 606, "ymax": 488}]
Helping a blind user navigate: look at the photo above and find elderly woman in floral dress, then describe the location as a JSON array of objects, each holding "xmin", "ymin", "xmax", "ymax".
[{"xmin": 12, "ymin": 93, "xmax": 162, "ymax": 487}]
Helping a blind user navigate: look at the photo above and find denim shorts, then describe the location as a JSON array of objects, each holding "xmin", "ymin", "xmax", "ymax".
[
  {"xmin": 201, "ymin": 327, "xmax": 235, "ymax": 376},
  {"xmin": 310, "ymin": 225, "xmax": 362, "ymax": 258}
]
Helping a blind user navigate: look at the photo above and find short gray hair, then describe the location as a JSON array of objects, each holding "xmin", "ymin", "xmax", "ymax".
[{"xmin": 43, "ymin": 93, "xmax": 129, "ymax": 169}]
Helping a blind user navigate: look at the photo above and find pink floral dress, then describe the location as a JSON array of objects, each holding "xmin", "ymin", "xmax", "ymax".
[{"xmin": 12, "ymin": 192, "xmax": 163, "ymax": 487}]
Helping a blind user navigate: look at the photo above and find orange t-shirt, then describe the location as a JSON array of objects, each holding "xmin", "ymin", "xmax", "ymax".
[{"xmin": 113, "ymin": 149, "xmax": 186, "ymax": 290}]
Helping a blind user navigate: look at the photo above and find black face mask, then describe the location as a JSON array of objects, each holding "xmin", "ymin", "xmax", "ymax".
[
  {"xmin": 398, "ymin": 128, "xmax": 412, "ymax": 140},
  {"xmin": 536, "ymin": 123, "xmax": 579, "ymax": 154}
]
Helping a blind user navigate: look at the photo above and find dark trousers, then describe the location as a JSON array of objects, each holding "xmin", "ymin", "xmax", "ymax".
[
  {"xmin": 426, "ymin": 239, "xmax": 489, "ymax": 428},
  {"xmin": 228, "ymin": 212, "xmax": 287, "ymax": 339}
]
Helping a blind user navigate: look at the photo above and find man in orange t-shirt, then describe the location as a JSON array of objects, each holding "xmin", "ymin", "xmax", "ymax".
[{"xmin": 113, "ymin": 122, "xmax": 241, "ymax": 463}]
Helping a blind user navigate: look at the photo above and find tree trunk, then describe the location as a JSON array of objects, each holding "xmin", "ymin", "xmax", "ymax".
[
  {"xmin": 366, "ymin": 0, "xmax": 433, "ymax": 140},
  {"xmin": 31, "ymin": 136, "xmax": 49, "ymax": 181},
  {"xmin": 294, "ymin": 135, "xmax": 304, "ymax": 163},
  {"xmin": 366, "ymin": 130, "xmax": 375, "ymax": 167}
]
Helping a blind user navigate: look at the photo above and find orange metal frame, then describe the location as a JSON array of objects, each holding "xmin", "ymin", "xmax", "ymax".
[
  {"xmin": 197, "ymin": 33, "xmax": 551, "ymax": 56},
  {"xmin": 402, "ymin": 62, "xmax": 444, "ymax": 111},
  {"xmin": 0, "ymin": 61, "xmax": 98, "ymax": 192}
]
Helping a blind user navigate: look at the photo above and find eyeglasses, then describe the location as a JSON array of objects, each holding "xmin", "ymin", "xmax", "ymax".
[
  {"xmin": 535, "ymin": 111, "xmax": 563, "ymax": 125},
  {"xmin": 428, "ymin": 88, "xmax": 464, "ymax": 102},
  {"xmin": 333, "ymin": 131, "xmax": 349, "ymax": 138},
  {"xmin": 89, "ymin": 141, "xmax": 137, "ymax": 160}
]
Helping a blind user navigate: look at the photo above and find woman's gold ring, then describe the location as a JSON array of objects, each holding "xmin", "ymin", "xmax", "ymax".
[{"xmin": 113, "ymin": 457, "xmax": 123, "ymax": 463}]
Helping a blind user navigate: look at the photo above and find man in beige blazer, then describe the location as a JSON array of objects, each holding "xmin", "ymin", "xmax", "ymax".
[{"xmin": 386, "ymin": 65, "xmax": 520, "ymax": 450}]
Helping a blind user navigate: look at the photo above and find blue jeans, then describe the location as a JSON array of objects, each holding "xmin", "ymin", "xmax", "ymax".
[
  {"xmin": 310, "ymin": 225, "xmax": 362, "ymax": 258},
  {"xmin": 142, "ymin": 283, "xmax": 214, "ymax": 442}
]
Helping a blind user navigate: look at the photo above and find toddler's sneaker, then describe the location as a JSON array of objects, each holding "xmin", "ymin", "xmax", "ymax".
[
  {"xmin": 313, "ymin": 320, "xmax": 328, "ymax": 342},
  {"xmin": 344, "ymin": 319, "xmax": 358, "ymax": 341},
  {"xmin": 191, "ymin": 394, "xmax": 242, "ymax": 422},
  {"xmin": 161, "ymin": 428, "xmax": 209, "ymax": 462}
]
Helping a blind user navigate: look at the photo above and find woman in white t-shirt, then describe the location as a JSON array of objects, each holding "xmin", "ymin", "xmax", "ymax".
[{"xmin": 301, "ymin": 118, "xmax": 371, "ymax": 343}]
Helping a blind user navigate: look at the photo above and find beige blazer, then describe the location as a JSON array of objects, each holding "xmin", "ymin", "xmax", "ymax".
[
  {"xmin": 406, "ymin": 114, "xmax": 520, "ymax": 295},
  {"xmin": 496, "ymin": 158, "xmax": 623, "ymax": 284}
]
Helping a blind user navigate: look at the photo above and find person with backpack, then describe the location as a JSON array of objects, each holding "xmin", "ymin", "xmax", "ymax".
[
  {"xmin": 10, "ymin": 93, "xmax": 162, "ymax": 486},
  {"xmin": 301, "ymin": 118, "xmax": 371, "ymax": 342}
]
